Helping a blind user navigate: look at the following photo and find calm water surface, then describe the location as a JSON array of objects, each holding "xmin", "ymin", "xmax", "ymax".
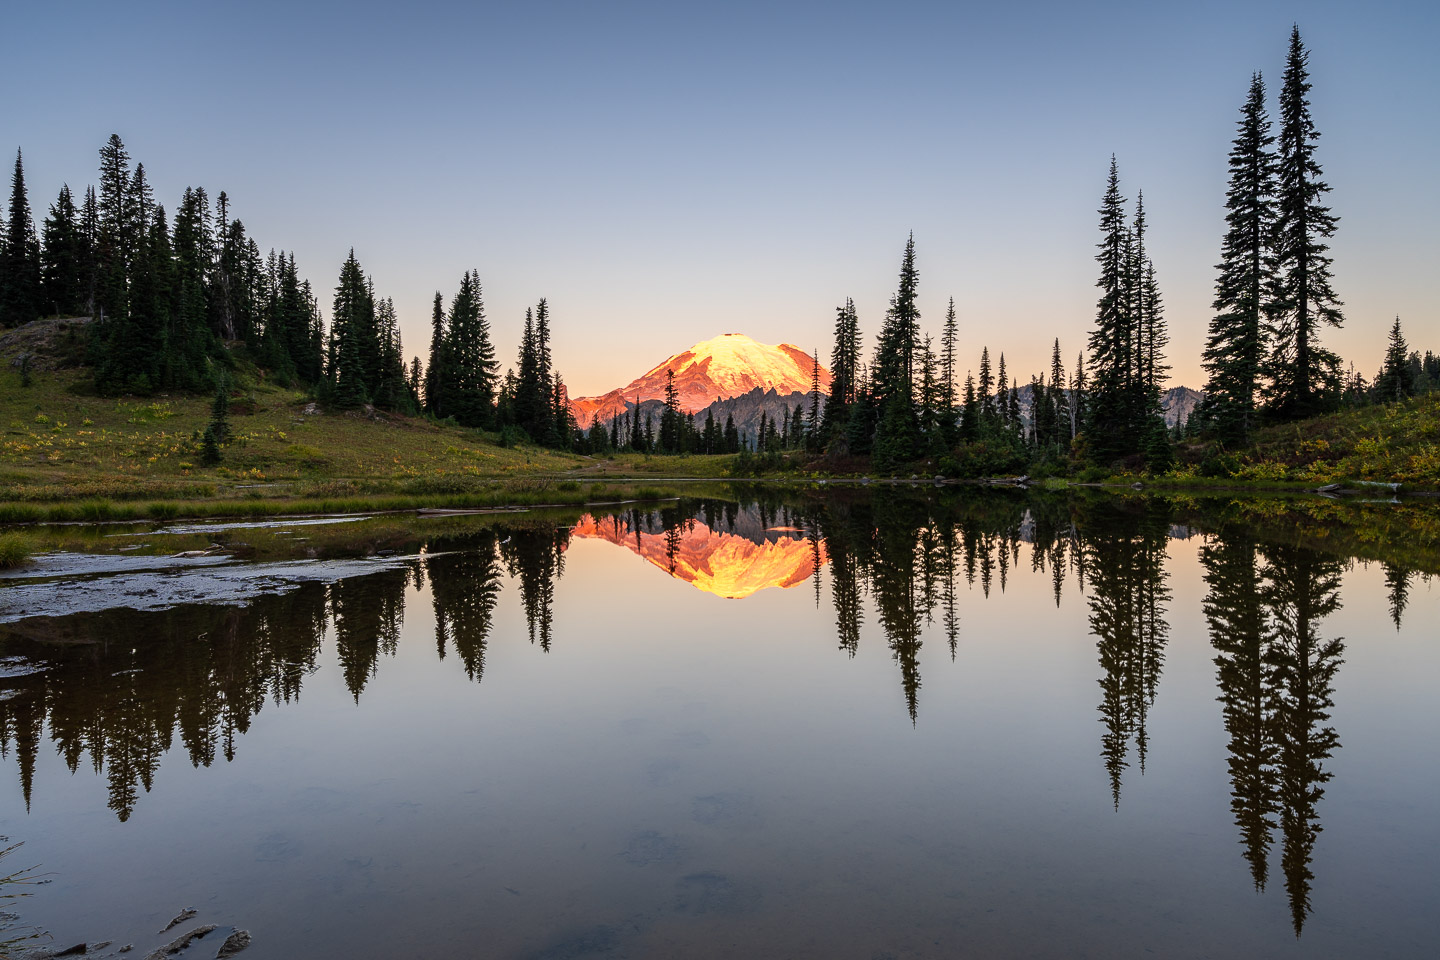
[{"xmin": 1, "ymin": 492, "xmax": 1437, "ymax": 958}]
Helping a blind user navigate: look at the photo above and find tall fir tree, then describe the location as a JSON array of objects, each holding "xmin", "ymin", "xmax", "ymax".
[
  {"xmin": 1266, "ymin": 27, "xmax": 1343, "ymax": 420},
  {"xmin": 1, "ymin": 150, "xmax": 42, "ymax": 327},
  {"xmin": 95, "ymin": 134, "xmax": 132, "ymax": 326},
  {"xmin": 1086, "ymin": 157, "xmax": 1144, "ymax": 463},
  {"xmin": 329, "ymin": 250, "xmax": 373, "ymax": 407},
  {"xmin": 808, "ymin": 348, "xmax": 822, "ymax": 450},
  {"xmin": 40, "ymin": 184, "xmax": 85, "ymax": 318},
  {"xmin": 1204, "ymin": 73, "xmax": 1278, "ymax": 445},
  {"xmin": 445, "ymin": 270, "xmax": 497, "ymax": 426},
  {"xmin": 425, "ymin": 291, "xmax": 448, "ymax": 416},
  {"xmin": 872, "ymin": 235, "xmax": 921, "ymax": 468},
  {"xmin": 939, "ymin": 297, "xmax": 959, "ymax": 448},
  {"xmin": 822, "ymin": 297, "xmax": 861, "ymax": 447}
]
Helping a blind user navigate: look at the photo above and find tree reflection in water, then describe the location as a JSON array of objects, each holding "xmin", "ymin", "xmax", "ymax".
[{"xmin": 0, "ymin": 490, "xmax": 1422, "ymax": 934}]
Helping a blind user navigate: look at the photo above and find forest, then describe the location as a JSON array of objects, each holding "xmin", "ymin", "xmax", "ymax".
[{"xmin": 0, "ymin": 27, "xmax": 1432, "ymax": 478}]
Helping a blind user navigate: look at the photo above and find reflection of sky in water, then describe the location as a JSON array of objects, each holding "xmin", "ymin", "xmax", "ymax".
[{"xmin": 0, "ymin": 502, "xmax": 1436, "ymax": 959}]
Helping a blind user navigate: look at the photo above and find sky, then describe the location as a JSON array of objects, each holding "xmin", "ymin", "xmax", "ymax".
[{"xmin": 7, "ymin": 0, "xmax": 1438, "ymax": 396}]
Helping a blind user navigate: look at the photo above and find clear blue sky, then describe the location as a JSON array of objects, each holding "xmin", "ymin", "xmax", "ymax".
[{"xmin": 7, "ymin": 0, "xmax": 1437, "ymax": 394}]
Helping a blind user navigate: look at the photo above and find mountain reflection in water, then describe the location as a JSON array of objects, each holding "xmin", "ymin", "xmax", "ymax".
[
  {"xmin": 570, "ymin": 505, "xmax": 826, "ymax": 599},
  {"xmin": 0, "ymin": 491, "xmax": 1434, "ymax": 946}
]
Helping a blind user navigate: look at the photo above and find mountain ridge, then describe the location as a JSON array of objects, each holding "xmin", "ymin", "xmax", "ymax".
[{"xmin": 570, "ymin": 333, "xmax": 831, "ymax": 426}]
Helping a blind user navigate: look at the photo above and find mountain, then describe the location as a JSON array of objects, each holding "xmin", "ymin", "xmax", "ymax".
[
  {"xmin": 1011, "ymin": 383, "xmax": 1205, "ymax": 428},
  {"xmin": 570, "ymin": 509, "xmax": 826, "ymax": 599},
  {"xmin": 1159, "ymin": 386, "xmax": 1205, "ymax": 427},
  {"xmin": 570, "ymin": 333, "xmax": 831, "ymax": 426}
]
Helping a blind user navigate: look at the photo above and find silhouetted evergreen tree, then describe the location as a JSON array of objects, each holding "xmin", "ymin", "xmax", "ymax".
[
  {"xmin": 329, "ymin": 250, "xmax": 373, "ymax": 407},
  {"xmin": 872, "ymin": 235, "xmax": 921, "ymax": 469},
  {"xmin": 443, "ymin": 270, "xmax": 497, "ymax": 426},
  {"xmin": 822, "ymin": 297, "xmax": 862, "ymax": 449},
  {"xmin": 40, "ymin": 184, "xmax": 85, "ymax": 317},
  {"xmin": 1266, "ymin": 27, "xmax": 1343, "ymax": 420},
  {"xmin": 1, "ymin": 150, "xmax": 42, "ymax": 327},
  {"xmin": 1373, "ymin": 316, "xmax": 1414, "ymax": 402},
  {"xmin": 1204, "ymin": 73, "xmax": 1277, "ymax": 445}
]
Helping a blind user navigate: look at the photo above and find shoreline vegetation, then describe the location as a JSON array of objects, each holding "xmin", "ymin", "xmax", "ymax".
[{"xmin": 0, "ymin": 363, "xmax": 1434, "ymax": 529}]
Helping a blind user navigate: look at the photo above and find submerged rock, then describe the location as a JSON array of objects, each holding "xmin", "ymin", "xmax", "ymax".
[
  {"xmin": 142, "ymin": 925, "xmax": 215, "ymax": 960},
  {"xmin": 214, "ymin": 930, "xmax": 251, "ymax": 959}
]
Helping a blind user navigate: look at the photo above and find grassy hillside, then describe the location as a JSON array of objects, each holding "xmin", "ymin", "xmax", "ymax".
[
  {"xmin": 1167, "ymin": 394, "xmax": 1440, "ymax": 489},
  {"xmin": 0, "ymin": 366, "xmax": 584, "ymax": 494}
]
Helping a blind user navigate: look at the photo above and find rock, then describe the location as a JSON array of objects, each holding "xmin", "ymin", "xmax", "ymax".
[
  {"xmin": 143, "ymin": 925, "xmax": 216, "ymax": 960},
  {"xmin": 215, "ymin": 930, "xmax": 252, "ymax": 959},
  {"xmin": 302, "ymin": 403, "xmax": 318, "ymax": 415},
  {"xmin": 160, "ymin": 908, "xmax": 197, "ymax": 933},
  {"xmin": 53, "ymin": 945, "xmax": 88, "ymax": 957}
]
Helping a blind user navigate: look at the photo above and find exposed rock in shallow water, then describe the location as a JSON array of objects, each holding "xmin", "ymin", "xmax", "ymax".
[
  {"xmin": 214, "ymin": 930, "xmax": 251, "ymax": 958},
  {"xmin": 0, "ymin": 554, "xmax": 423, "ymax": 624},
  {"xmin": 158, "ymin": 909, "xmax": 196, "ymax": 934},
  {"xmin": 142, "ymin": 925, "xmax": 215, "ymax": 960}
]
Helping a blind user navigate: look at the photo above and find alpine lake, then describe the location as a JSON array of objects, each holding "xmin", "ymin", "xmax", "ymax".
[{"xmin": 1, "ymin": 485, "xmax": 1437, "ymax": 959}]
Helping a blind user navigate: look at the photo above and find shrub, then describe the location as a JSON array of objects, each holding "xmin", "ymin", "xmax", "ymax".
[
  {"xmin": 1198, "ymin": 453, "xmax": 1240, "ymax": 479},
  {"xmin": 0, "ymin": 533, "xmax": 34, "ymax": 569}
]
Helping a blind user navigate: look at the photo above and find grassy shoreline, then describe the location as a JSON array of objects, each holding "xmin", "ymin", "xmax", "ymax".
[{"xmin": 0, "ymin": 365, "xmax": 1434, "ymax": 525}]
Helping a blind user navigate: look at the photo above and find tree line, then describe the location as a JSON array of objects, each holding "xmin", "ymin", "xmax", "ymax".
[
  {"xmin": 793, "ymin": 27, "xmax": 1432, "ymax": 472},
  {"xmin": 3, "ymin": 26, "xmax": 1431, "ymax": 464}
]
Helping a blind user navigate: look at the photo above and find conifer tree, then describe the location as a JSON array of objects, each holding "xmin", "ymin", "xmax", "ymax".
[
  {"xmin": 1374, "ymin": 316, "xmax": 1414, "ymax": 402},
  {"xmin": 1, "ymin": 150, "xmax": 41, "ymax": 327},
  {"xmin": 659, "ymin": 368, "xmax": 682, "ymax": 452},
  {"xmin": 808, "ymin": 348, "xmax": 822, "ymax": 450},
  {"xmin": 1204, "ymin": 73, "xmax": 1277, "ymax": 444},
  {"xmin": 996, "ymin": 353, "xmax": 1010, "ymax": 428},
  {"xmin": 41, "ymin": 185, "xmax": 84, "ymax": 317},
  {"xmin": 166, "ymin": 188, "xmax": 216, "ymax": 390},
  {"xmin": 514, "ymin": 306, "xmax": 543, "ymax": 436},
  {"xmin": 445, "ymin": 270, "xmax": 497, "ymax": 426},
  {"xmin": 872, "ymin": 235, "xmax": 921, "ymax": 468},
  {"xmin": 330, "ymin": 250, "xmax": 373, "ymax": 407},
  {"xmin": 629, "ymin": 394, "xmax": 645, "ymax": 451},
  {"xmin": 1086, "ymin": 157, "xmax": 1141, "ymax": 463},
  {"xmin": 1048, "ymin": 339, "xmax": 1069, "ymax": 446},
  {"xmin": 939, "ymin": 297, "xmax": 959, "ymax": 448},
  {"xmin": 978, "ymin": 347, "xmax": 995, "ymax": 425},
  {"xmin": 95, "ymin": 135, "xmax": 133, "ymax": 324},
  {"xmin": 425, "ymin": 292, "xmax": 448, "ymax": 416},
  {"xmin": 822, "ymin": 297, "xmax": 861, "ymax": 446},
  {"xmin": 1266, "ymin": 27, "xmax": 1343, "ymax": 420},
  {"xmin": 79, "ymin": 186, "xmax": 99, "ymax": 315},
  {"xmin": 960, "ymin": 372, "xmax": 978, "ymax": 442}
]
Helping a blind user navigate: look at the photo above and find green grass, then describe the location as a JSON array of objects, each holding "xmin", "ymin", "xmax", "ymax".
[
  {"xmin": 0, "ymin": 365, "xmax": 587, "ymax": 494},
  {"xmin": 0, "ymin": 532, "xmax": 34, "ymax": 568},
  {"xmin": 1164, "ymin": 394, "xmax": 1440, "ymax": 490}
]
